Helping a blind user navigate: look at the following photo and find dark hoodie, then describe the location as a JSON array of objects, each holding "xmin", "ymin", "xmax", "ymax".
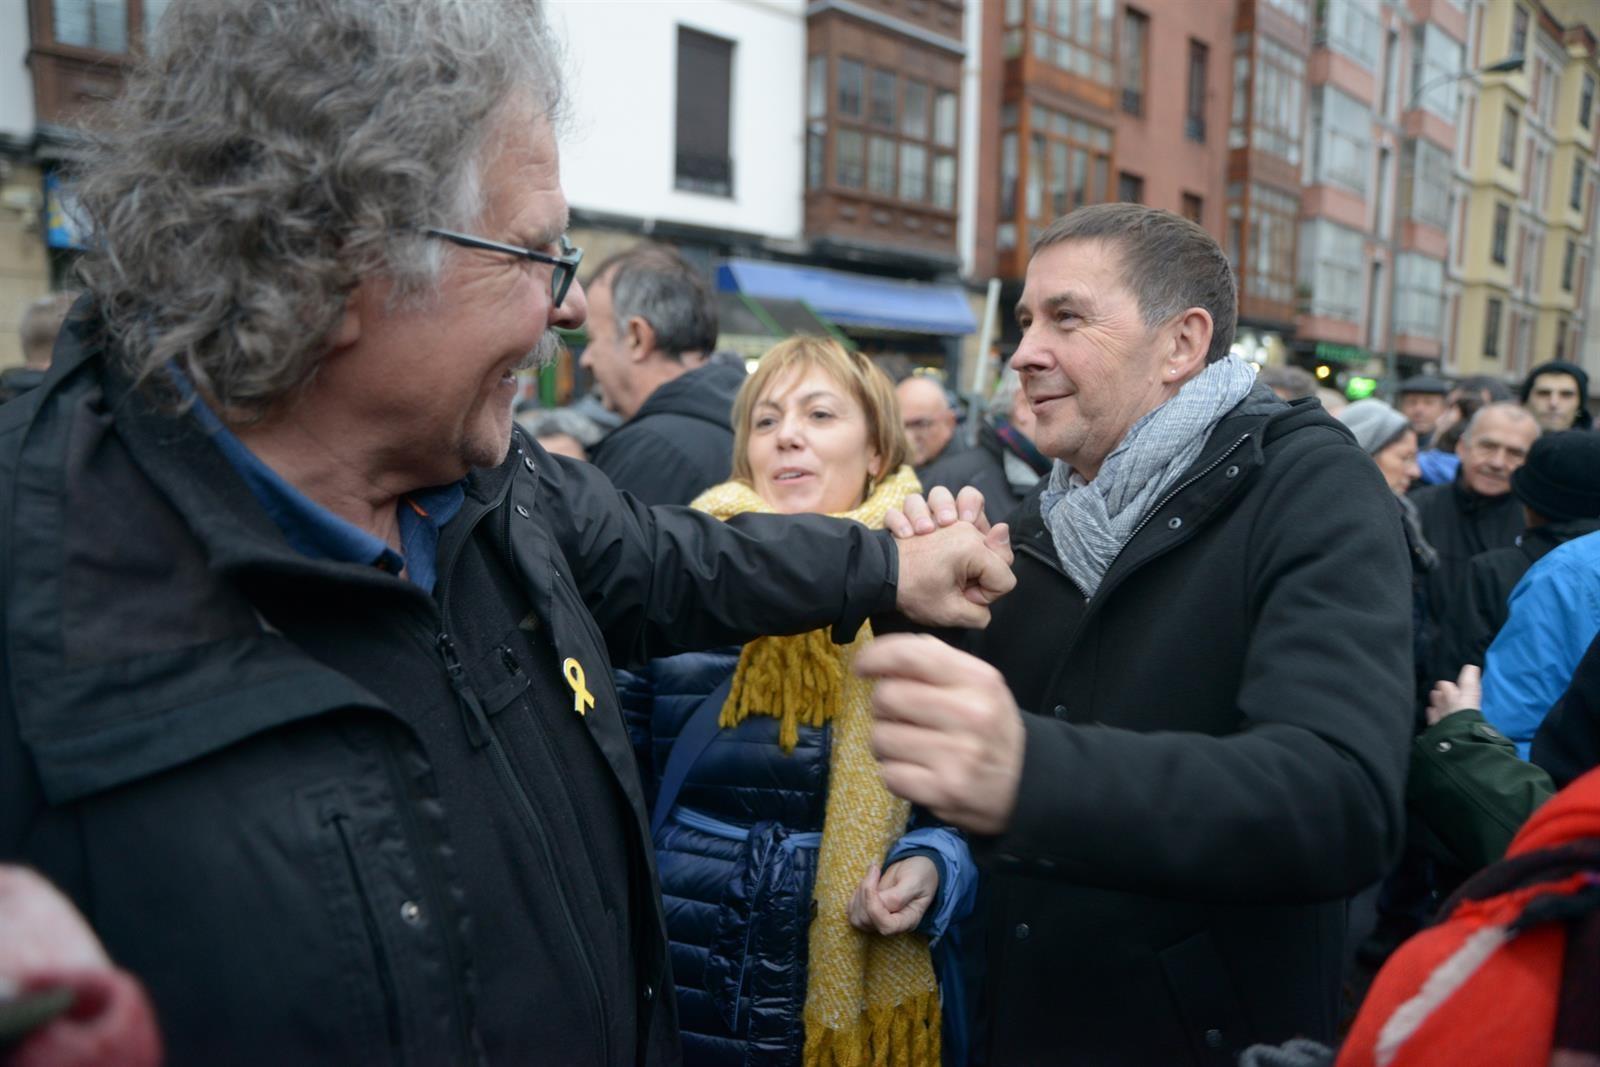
[
  {"xmin": 1521, "ymin": 360, "xmax": 1593, "ymax": 431},
  {"xmin": 589, "ymin": 357, "xmax": 748, "ymax": 506}
]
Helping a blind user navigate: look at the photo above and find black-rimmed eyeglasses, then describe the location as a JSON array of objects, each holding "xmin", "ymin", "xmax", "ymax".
[{"xmin": 425, "ymin": 228, "xmax": 584, "ymax": 309}]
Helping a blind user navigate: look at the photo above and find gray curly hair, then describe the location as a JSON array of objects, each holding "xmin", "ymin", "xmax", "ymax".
[{"xmin": 73, "ymin": 0, "xmax": 565, "ymax": 417}]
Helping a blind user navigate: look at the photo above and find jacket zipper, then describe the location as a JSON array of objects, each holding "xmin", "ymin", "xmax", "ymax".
[
  {"xmin": 329, "ymin": 811, "xmax": 406, "ymax": 1061},
  {"xmin": 435, "ymin": 488, "xmax": 610, "ymax": 1065}
]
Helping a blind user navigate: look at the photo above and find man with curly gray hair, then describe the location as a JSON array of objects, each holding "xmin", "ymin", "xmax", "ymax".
[{"xmin": 0, "ymin": 2, "xmax": 1015, "ymax": 1064}]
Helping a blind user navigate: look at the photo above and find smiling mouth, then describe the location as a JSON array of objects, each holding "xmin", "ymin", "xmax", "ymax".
[{"xmin": 773, "ymin": 470, "xmax": 813, "ymax": 482}]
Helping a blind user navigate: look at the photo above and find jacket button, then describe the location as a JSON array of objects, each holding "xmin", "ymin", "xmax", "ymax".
[
  {"xmin": 1053, "ymin": 704, "xmax": 1069, "ymax": 720},
  {"xmin": 515, "ymin": 504, "xmax": 530, "ymax": 518},
  {"xmin": 400, "ymin": 901, "xmax": 423, "ymax": 925},
  {"xmin": 1167, "ymin": 516, "xmax": 1183, "ymax": 530},
  {"xmin": 1014, "ymin": 923, "xmax": 1030, "ymax": 940},
  {"xmin": 523, "ymin": 455, "xmax": 536, "ymax": 472},
  {"xmin": 1204, "ymin": 1028, "xmax": 1223, "ymax": 1048},
  {"xmin": 643, "ymin": 983, "xmax": 655, "ymax": 1002},
  {"xmin": 1225, "ymin": 465, "xmax": 1240, "ymax": 478},
  {"xmin": 1437, "ymin": 740, "xmax": 1453, "ymax": 752}
]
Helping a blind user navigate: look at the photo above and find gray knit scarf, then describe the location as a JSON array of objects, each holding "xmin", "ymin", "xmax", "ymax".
[{"xmin": 1040, "ymin": 354, "xmax": 1258, "ymax": 597}]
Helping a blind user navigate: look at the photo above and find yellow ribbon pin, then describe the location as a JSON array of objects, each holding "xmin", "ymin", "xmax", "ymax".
[{"xmin": 562, "ymin": 658, "xmax": 595, "ymax": 716}]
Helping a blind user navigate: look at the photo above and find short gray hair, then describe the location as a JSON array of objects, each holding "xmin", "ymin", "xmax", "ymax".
[
  {"xmin": 590, "ymin": 245, "xmax": 718, "ymax": 361},
  {"xmin": 1033, "ymin": 203, "xmax": 1237, "ymax": 364},
  {"xmin": 73, "ymin": 0, "xmax": 565, "ymax": 417},
  {"xmin": 517, "ymin": 407, "xmax": 603, "ymax": 448},
  {"xmin": 1462, "ymin": 401, "xmax": 1541, "ymax": 442}
]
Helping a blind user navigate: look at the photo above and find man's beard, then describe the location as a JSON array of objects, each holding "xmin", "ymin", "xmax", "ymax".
[{"xmin": 516, "ymin": 329, "xmax": 565, "ymax": 372}]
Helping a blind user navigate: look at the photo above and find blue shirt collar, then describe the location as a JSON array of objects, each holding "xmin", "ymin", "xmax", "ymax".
[{"xmin": 183, "ymin": 380, "xmax": 465, "ymax": 594}]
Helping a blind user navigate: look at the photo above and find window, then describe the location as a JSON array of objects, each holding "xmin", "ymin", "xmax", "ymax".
[
  {"xmin": 1253, "ymin": 34, "xmax": 1305, "ymax": 164},
  {"xmin": 836, "ymin": 129, "xmax": 864, "ymax": 188},
  {"xmin": 867, "ymin": 136, "xmax": 896, "ymax": 196},
  {"xmin": 1119, "ymin": 171, "xmax": 1144, "ymax": 202},
  {"xmin": 1010, "ymin": 105, "xmax": 1111, "ymax": 232},
  {"xmin": 807, "ymin": 128, "xmax": 825, "ymax": 189},
  {"xmin": 1556, "ymin": 316, "xmax": 1570, "ymax": 362},
  {"xmin": 1491, "ymin": 201, "xmax": 1510, "ymax": 264},
  {"xmin": 1122, "ymin": 8, "xmax": 1148, "ymax": 116},
  {"xmin": 1000, "ymin": 132, "xmax": 1020, "ymax": 220},
  {"xmin": 1563, "ymin": 238, "xmax": 1577, "ymax": 291},
  {"xmin": 144, "ymin": 0, "xmax": 169, "ymax": 38},
  {"xmin": 1402, "ymin": 138, "xmax": 1452, "ymax": 231},
  {"xmin": 1483, "ymin": 297, "xmax": 1503, "ymax": 357},
  {"xmin": 1573, "ymin": 158, "xmax": 1587, "ymax": 212},
  {"xmin": 1511, "ymin": 6, "xmax": 1528, "ymax": 60},
  {"xmin": 1231, "ymin": 34, "xmax": 1251, "ymax": 150},
  {"xmin": 870, "ymin": 70, "xmax": 897, "ymax": 128},
  {"xmin": 807, "ymin": 55, "xmax": 828, "ymax": 120},
  {"xmin": 1395, "ymin": 253, "xmax": 1445, "ymax": 338},
  {"xmin": 1583, "ymin": 74, "xmax": 1596, "ymax": 130},
  {"xmin": 933, "ymin": 91, "xmax": 958, "ymax": 148},
  {"xmin": 1312, "ymin": 87, "xmax": 1371, "ymax": 193},
  {"xmin": 899, "ymin": 144, "xmax": 927, "ymax": 202},
  {"xmin": 675, "ymin": 28, "xmax": 734, "ymax": 197},
  {"xmin": 1265, "ymin": 0, "xmax": 1309, "ymax": 24},
  {"xmin": 1186, "ymin": 40, "xmax": 1209, "ymax": 142},
  {"xmin": 1318, "ymin": 0, "xmax": 1380, "ymax": 70},
  {"xmin": 931, "ymin": 154, "xmax": 957, "ymax": 210},
  {"xmin": 53, "ymin": 0, "xmax": 128, "ymax": 52},
  {"xmin": 902, "ymin": 81, "xmax": 929, "ymax": 139},
  {"xmin": 837, "ymin": 59, "xmax": 864, "ymax": 118},
  {"xmin": 1381, "ymin": 29, "xmax": 1398, "ymax": 119},
  {"xmin": 1298, "ymin": 219, "xmax": 1365, "ymax": 321},
  {"xmin": 1247, "ymin": 183, "xmax": 1299, "ymax": 304},
  {"xmin": 1182, "ymin": 192, "xmax": 1203, "ymax": 223},
  {"xmin": 1498, "ymin": 106, "xmax": 1519, "ymax": 168},
  {"xmin": 1023, "ymin": 0, "xmax": 1116, "ymax": 84},
  {"xmin": 1411, "ymin": 25, "xmax": 1464, "ymax": 121}
]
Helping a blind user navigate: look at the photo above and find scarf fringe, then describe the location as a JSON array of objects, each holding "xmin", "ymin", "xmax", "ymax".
[
  {"xmin": 722, "ymin": 630, "xmax": 843, "ymax": 752},
  {"xmin": 802, "ymin": 989, "xmax": 942, "ymax": 1067}
]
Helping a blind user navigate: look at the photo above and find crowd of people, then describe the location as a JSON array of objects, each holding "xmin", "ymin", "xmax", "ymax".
[{"xmin": 3, "ymin": 2, "xmax": 1600, "ymax": 1066}]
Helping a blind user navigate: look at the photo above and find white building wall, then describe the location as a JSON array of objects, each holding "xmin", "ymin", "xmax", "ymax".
[
  {"xmin": 0, "ymin": 0, "xmax": 35, "ymax": 141},
  {"xmin": 553, "ymin": 0, "xmax": 805, "ymax": 241}
]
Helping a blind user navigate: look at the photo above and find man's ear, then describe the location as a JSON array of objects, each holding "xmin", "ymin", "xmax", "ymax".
[
  {"xmin": 1162, "ymin": 307, "xmax": 1214, "ymax": 384},
  {"xmin": 624, "ymin": 315, "xmax": 657, "ymax": 363},
  {"xmin": 326, "ymin": 290, "xmax": 365, "ymax": 353}
]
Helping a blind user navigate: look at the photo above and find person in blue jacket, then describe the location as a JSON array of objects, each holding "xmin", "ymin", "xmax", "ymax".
[
  {"xmin": 622, "ymin": 336, "xmax": 979, "ymax": 1067},
  {"xmin": 1483, "ymin": 529, "xmax": 1600, "ymax": 757}
]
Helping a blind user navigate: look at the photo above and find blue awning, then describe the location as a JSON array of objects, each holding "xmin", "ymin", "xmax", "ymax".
[{"xmin": 717, "ymin": 259, "xmax": 977, "ymax": 336}]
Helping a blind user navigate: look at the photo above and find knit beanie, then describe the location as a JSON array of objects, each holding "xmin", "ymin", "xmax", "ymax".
[
  {"xmin": 1338, "ymin": 398, "xmax": 1410, "ymax": 456},
  {"xmin": 1511, "ymin": 431, "xmax": 1600, "ymax": 521}
]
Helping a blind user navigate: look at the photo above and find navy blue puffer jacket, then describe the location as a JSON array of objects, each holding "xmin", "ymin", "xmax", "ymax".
[{"xmin": 621, "ymin": 650, "xmax": 974, "ymax": 1067}]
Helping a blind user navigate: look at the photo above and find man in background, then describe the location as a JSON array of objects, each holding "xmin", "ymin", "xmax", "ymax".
[
  {"xmin": 1397, "ymin": 374, "xmax": 1451, "ymax": 447},
  {"xmin": 897, "ymin": 374, "xmax": 962, "ymax": 472},
  {"xmin": 1521, "ymin": 359, "xmax": 1591, "ymax": 432},
  {"xmin": 580, "ymin": 244, "xmax": 746, "ymax": 505},
  {"xmin": 1, "ymin": 291, "xmax": 77, "ymax": 403}
]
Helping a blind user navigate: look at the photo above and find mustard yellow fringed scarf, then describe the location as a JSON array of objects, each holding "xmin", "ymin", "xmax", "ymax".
[{"xmin": 690, "ymin": 464, "xmax": 941, "ymax": 1067}]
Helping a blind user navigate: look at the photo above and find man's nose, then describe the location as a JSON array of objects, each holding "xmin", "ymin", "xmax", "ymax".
[
  {"xmin": 1010, "ymin": 332, "xmax": 1048, "ymax": 373},
  {"xmin": 553, "ymin": 277, "xmax": 587, "ymax": 331}
]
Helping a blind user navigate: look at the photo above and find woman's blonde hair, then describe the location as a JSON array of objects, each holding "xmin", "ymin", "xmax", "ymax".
[{"xmin": 730, "ymin": 335, "xmax": 909, "ymax": 497}]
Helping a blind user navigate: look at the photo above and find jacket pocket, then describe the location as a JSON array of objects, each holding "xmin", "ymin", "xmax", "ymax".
[
  {"xmin": 307, "ymin": 786, "xmax": 406, "ymax": 1067},
  {"xmin": 1157, "ymin": 930, "xmax": 1251, "ymax": 1067}
]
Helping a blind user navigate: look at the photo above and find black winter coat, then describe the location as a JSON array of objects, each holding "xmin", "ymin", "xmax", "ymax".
[
  {"xmin": 1410, "ymin": 477, "xmax": 1526, "ymax": 683},
  {"xmin": 1532, "ymin": 631, "xmax": 1600, "ymax": 788},
  {"xmin": 968, "ymin": 387, "xmax": 1412, "ymax": 1066},
  {"xmin": 0, "ymin": 315, "xmax": 900, "ymax": 1066},
  {"xmin": 590, "ymin": 359, "xmax": 747, "ymax": 506},
  {"xmin": 917, "ymin": 422, "xmax": 1043, "ymax": 522}
]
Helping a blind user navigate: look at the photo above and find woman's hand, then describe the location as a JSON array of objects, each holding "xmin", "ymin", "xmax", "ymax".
[
  {"xmin": 886, "ymin": 486, "xmax": 990, "ymax": 538},
  {"xmin": 846, "ymin": 857, "xmax": 938, "ymax": 936},
  {"xmin": 1427, "ymin": 664, "xmax": 1483, "ymax": 726}
]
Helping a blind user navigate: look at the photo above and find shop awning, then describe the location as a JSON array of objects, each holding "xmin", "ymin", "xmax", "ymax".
[
  {"xmin": 714, "ymin": 292, "xmax": 853, "ymax": 358},
  {"xmin": 717, "ymin": 259, "xmax": 977, "ymax": 336}
]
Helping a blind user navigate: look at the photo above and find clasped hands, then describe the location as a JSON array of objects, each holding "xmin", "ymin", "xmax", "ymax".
[{"xmin": 863, "ymin": 486, "xmax": 1027, "ymax": 838}]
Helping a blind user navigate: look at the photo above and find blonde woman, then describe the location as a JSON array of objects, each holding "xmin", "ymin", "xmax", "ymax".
[{"xmin": 622, "ymin": 337, "xmax": 975, "ymax": 1066}]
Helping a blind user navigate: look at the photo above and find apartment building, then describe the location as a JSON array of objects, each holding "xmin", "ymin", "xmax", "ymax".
[{"xmin": 1453, "ymin": 0, "xmax": 1600, "ymax": 383}]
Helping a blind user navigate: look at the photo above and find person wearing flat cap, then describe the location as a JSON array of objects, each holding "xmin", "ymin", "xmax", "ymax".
[
  {"xmin": 1397, "ymin": 374, "xmax": 1450, "ymax": 447},
  {"xmin": 1444, "ymin": 432, "xmax": 1600, "ymax": 677}
]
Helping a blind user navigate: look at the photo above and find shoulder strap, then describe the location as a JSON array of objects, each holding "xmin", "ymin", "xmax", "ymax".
[{"xmin": 650, "ymin": 674, "xmax": 735, "ymax": 838}]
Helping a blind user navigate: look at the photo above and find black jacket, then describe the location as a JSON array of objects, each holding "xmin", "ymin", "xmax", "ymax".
[
  {"xmin": 590, "ymin": 359, "xmax": 747, "ymax": 506},
  {"xmin": 917, "ymin": 421, "xmax": 1045, "ymax": 523},
  {"xmin": 0, "ymin": 314, "xmax": 900, "ymax": 1067},
  {"xmin": 1410, "ymin": 477, "xmax": 1526, "ymax": 683},
  {"xmin": 1445, "ymin": 518, "xmax": 1600, "ymax": 672},
  {"xmin": 968, "ymin": 387, "xmax": 1412, "ymax": 1066}
]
